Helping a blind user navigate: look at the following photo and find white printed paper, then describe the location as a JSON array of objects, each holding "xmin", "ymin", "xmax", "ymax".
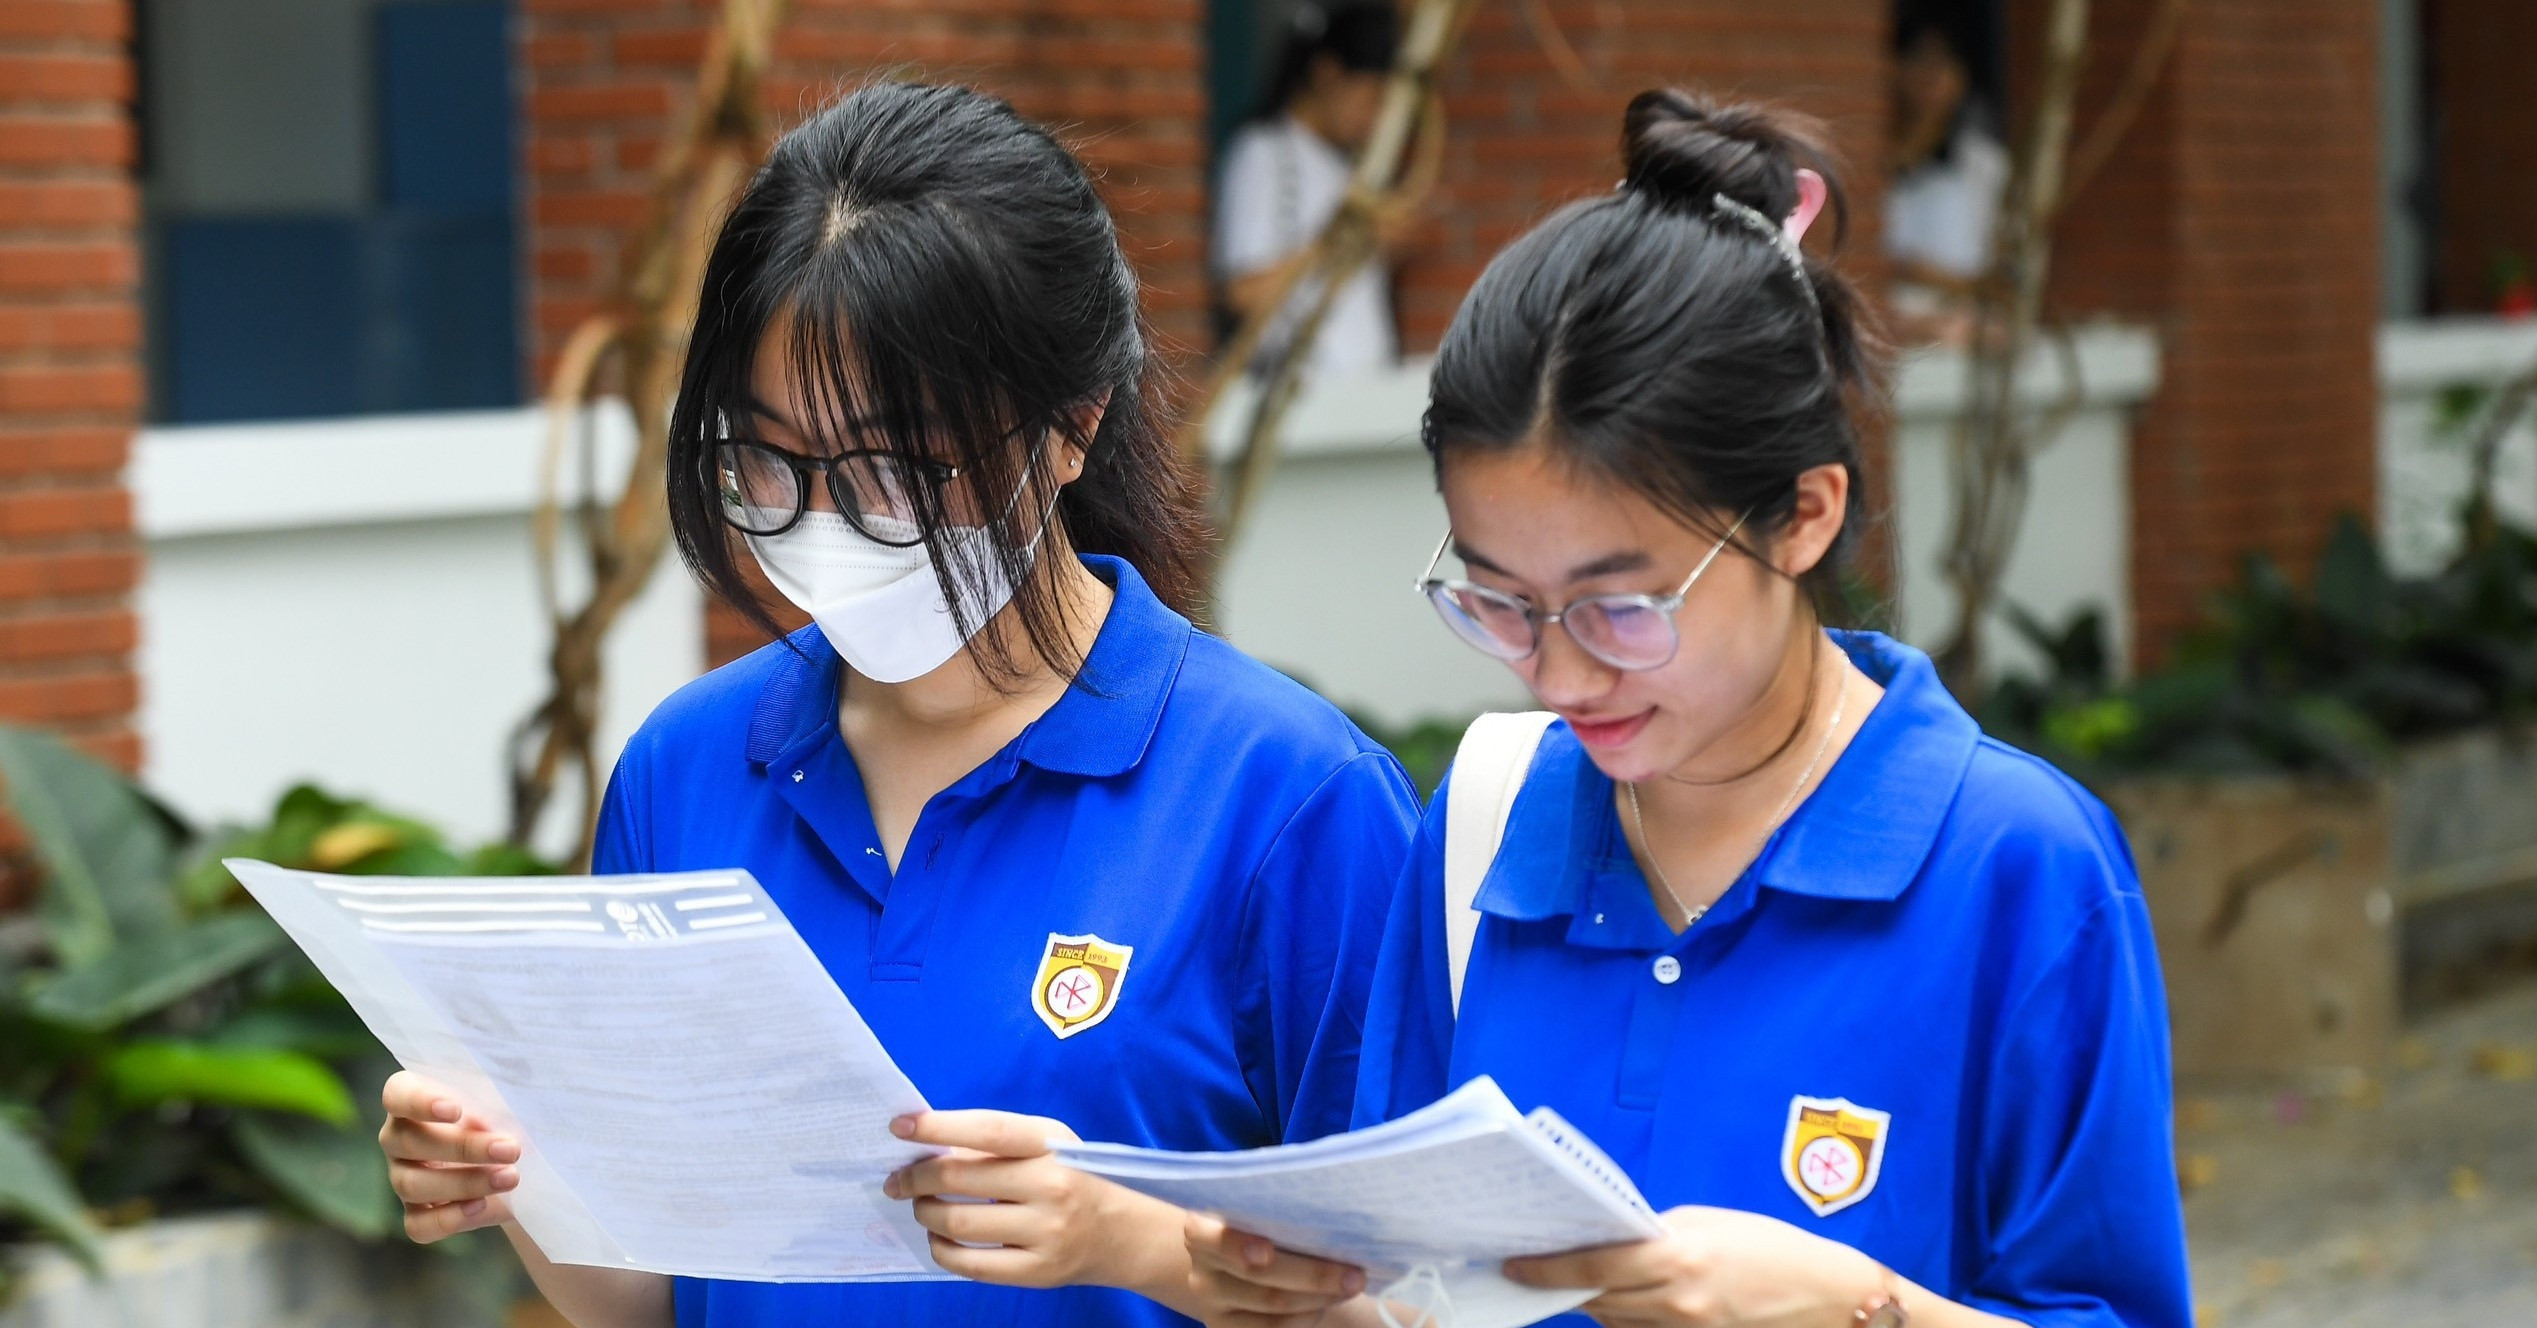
[
  {"xmin": 228, "ymin": 859, "xmax": 952, "ymax": 1283},
  {"xmin": 1058, "ymin": 1077, "xmax": 1665, "ymax": 1328}
]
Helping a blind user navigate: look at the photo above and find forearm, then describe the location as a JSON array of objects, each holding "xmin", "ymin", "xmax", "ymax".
[
  {"xmin": 1223, "ymin": 253, "xmax": 1312, "ymax": 324},
  {"xmin": 504, "ymin": 1223, "xmax": 674, "ymax": 1328}
]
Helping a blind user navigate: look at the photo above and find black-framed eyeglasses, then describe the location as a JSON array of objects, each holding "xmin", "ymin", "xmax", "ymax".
[
  {"xmin": 1415, "ymin": 512, "xmax": 1749, "ymax": 671},
  {"xmin": 712, "ymin": 440, "xmax": 962, "ymax": 547}
]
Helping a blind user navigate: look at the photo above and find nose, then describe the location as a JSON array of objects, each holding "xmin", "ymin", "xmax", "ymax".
[
  {"xmin": 1521, "ymin": 617, "xmax": 1618, "ymax": 709},
  {"xmin": 802, "ymin": 470, "xmax": 844, "ymax": 515}
]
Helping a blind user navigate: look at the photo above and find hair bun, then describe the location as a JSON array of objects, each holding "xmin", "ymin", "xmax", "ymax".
[{"xmin": 1620, "ymin": 89, "xmax": 1836, "ymax": 235}]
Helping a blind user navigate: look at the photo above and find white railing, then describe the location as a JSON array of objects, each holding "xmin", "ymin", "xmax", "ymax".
[{"xmin": 131, "ymin": 405, "xmax": 703, "ymax": 853}]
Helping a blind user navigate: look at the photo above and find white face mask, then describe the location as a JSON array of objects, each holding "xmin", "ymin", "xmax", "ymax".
[{"xmin": 744, "ymin": 498, "xmax": 1045, "ymax": 685}]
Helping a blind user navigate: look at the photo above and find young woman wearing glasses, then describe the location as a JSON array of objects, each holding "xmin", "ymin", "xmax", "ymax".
[
  {"xmin": 1187, "ymin": 91, "xmax": 2192, "ymax": 1328},
  {"xmin": 370, "ymin": 81, "xmax": 1420, "ymax": 1328}
]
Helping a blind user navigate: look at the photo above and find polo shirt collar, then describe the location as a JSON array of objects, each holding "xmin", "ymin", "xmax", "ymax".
[
  {"xmin": 1472, "ymin": 631, "xmax": 1980, "ymax": 923},
  {"xmin": 744, "ymin": 554, "xmax": 1192, "ymax": 779}
]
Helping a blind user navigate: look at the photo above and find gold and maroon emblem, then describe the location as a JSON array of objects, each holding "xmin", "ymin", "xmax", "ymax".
[
  {"xmin": 1030, "ymin": 933, "xmax": 1133, "ymax": 1039},
  {"xmin": 1781, "ymin": 1096, "xmax": 1891, "ymax": 1217}
]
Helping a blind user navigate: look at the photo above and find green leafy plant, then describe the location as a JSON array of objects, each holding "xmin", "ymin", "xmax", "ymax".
[
  {"xmin": 0, "ymin": 730, "xmax": 544, "ymax": 1299},
  {"xmin": 1985, "ymin": 511, "xmax": 2537, "ymax": 778}
]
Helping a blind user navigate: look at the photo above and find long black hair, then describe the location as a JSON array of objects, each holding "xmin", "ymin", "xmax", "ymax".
[
  {"xmin": 666, "ymin": 80, "xmax": 1209, "ymax": 685},
  {"xmin": 1422, "ymin": 88, "xmax": 1886, "ymax": 609}
]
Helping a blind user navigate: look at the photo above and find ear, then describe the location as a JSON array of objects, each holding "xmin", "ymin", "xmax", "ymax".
[
  {"xmin": 1052, "ymin": 392, "xmax": 1112, "ymax": 487},
  {"xmin": 1785, "ymin": 169, "xmax": 1829, "ymax": 245},
  {"xmin": 1775, "ymin": 462, "xmax": 1851, "ymax": 579}
]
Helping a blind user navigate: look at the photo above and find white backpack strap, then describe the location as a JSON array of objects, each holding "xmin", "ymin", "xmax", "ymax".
[{"xmin": 1441, "ymin": 711, "xmax": 1556, "ymax": 1015}]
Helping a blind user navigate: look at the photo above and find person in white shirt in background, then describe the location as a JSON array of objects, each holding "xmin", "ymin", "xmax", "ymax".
[
  {"xmin": 1883, "ymin": 16, "xmax": 2007, "ymax": 347},
  {"xmin": 1213, "ymin": 3, "xmax": 1411, "ymax": 384}
]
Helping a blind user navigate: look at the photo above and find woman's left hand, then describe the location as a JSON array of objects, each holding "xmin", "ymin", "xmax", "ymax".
[
  {"xmin": 1503, "ymin": 1206, "xmax": 1888, "ymax": 1328},
  {"xmin": 883, "ymin": 1109, "xmax": 1163, "ymax": 1292}
]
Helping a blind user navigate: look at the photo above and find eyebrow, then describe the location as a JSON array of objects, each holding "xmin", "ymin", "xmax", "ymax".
[
  {"xmin": 745, "ymin": 394, "xmax": 883, "ymax": 437},
  {"xmin": 1454, "ymin": 542, "xmax": 1654, "ymax": 585}
]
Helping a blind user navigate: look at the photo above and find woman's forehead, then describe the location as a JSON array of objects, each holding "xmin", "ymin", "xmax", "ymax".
[{"xmin": 1439, "ymin": 448, "xmax": 1722, "ymax": 584}]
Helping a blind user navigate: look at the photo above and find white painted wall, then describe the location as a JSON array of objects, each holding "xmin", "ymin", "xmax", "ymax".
[
  {"xmin": 127, "ymin": 327, "xmax": 2166, "ymax": 840},
  {"xmin": 124, "ymin": 320, "xmax": 2529, "ymax": 835},
  {"xmin": 1208, "ymin": 326, "xmax": 2162, "ymax": 726},
  {"xmin": 2376, "ymin": 318, "xmax": 2537, "ymax": 577},
  {"xmin": 132, "ymin": 406, "xmax": 704, "ymax": 857},
  {"xmin": 1886, "ymin": 327, "xmax": 2157, "ymax": 675}
]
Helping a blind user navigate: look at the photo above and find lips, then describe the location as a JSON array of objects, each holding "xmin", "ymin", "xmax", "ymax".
[{"xmin": 1564, "ymin": 709, "xmax": 1652, "ymax": 749}]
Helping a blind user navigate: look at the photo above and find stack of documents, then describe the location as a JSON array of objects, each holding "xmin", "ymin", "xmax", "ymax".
[
  {"xmin": 1057, "ymin": 1077, "xmax": 1664, "ymax": 1328},
  {"xmin": 230, "ymin": 860, "xmax": 951, "ymax": 1283}
]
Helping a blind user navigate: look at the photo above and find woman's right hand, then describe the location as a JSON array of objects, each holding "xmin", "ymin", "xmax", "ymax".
[
  {"xmin": 1184, "ymin": 1212, "xmax": 1368, "ymax": 1327},
  {"xmin": 378, "ymin": 1070, "xmax": 523, "ymax": 1244}
]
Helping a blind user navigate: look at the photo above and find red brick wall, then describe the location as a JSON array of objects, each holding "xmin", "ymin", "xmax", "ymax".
[
  {"xmin": 1399, "ymin": 0, "xmax": 1891, "ymax": 353},
  {"xmin": 0, "ymin": 0, "xmax": 143, "ymax": 769},
  {"xmin": 519, "ymin": 0, "xmax": 1209, "ymax": 665},
  {"xmin": 2425, "ymin": 0, "xmax": 2537, "ymax": 313},
  {"xmin": 2036, "ymin": 0, "xmax": 2380, "ymax": 664}
]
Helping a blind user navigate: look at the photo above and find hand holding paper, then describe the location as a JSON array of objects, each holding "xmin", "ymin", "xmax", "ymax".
[
  {"xmin": 230, "ymin": 860, "xmax": 953, "ymax": 1283},
  {"xmin": 1058, "ymin": 1077, "xmax": 1665, "ymax": 1328}
]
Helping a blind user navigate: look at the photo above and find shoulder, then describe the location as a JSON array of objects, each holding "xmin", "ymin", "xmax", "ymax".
[
  {"xmin": 1218, "ymin": 121, "xmax": 1288, "ymax": 179},
  {"xmin": 1926, "ymin": 736, "xmax": 2149, "ymax": 984},
  {"xmin": 1166, "ymin": 630, "xmax": 1402, "ymax": 781},
  {"xmin": 1949, "ymin": 736, "xmax": 2139, "ymax": 898},
  {"xmin": 1954, "ymin": 126, "xmax": 2012, "ymax": 181},
  {"xmin": 616, "ymin": 629, "xmax": 810, "ymax": 775}
]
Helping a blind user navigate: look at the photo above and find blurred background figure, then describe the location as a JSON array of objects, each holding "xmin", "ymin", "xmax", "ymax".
[
  {"xmin": 1212, "ymin": 2, "xmax": 1407, "ymax": 382},
  {"xmin": 1883, "ymin": 12, "xmax": 2006, "ymax": 346}
]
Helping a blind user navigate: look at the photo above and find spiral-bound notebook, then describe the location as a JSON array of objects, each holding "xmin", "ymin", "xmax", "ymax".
[{"xmin": 1056, "ymin": 1077, "xmax": 1663, "ymax": 1328}]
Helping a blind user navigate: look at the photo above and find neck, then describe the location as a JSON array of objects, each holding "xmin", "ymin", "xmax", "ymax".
[
  {"xmin": 1288, "ymin": 97, "xmax": 1342, "ymax": 150},
  {"xmin": 1663, "ymin": 612, "xmax": 1829, "ymax": 792},
  {"xmin": 844, "ymin": 546, "xmax": 1112, "ymax": 733}
]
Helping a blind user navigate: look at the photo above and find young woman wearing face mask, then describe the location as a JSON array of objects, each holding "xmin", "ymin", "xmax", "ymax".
[
  {"xmin": 1187, "ymin": 91, "xmax": 2193, "ymax": 1328},
  {"xmin": 370, "ymin": 81, "xmax": 1420, "ymax": 1328}
]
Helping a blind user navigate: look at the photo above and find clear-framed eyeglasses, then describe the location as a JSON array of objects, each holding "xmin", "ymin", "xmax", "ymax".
[{"xmin": 1415, "ymin": 512, "xmax": 1749, "ymax": 671}]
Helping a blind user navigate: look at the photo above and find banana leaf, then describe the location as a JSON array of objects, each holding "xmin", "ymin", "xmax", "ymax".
[
  {"xmin": 232, "ymin": 1092, "xmax": 399, "ymax": 1239},
  {"xmin": 0, "ymin": 725, "xmax": 182, "ymax": 967},
  {"xmin": 209, "ymin": 1001, "xmax": 382, "ymax": 1061},
  {"xmin": 103, "ymin": 1040, "xmax": 355, "ymax": 1125},
  {"xmin": 27, "ymin": 911, "xmax": 288, "ymax": 1031},
  {"xmin": 0, "ymin": 1112, "xmax": 103, "ymax": 1272}
]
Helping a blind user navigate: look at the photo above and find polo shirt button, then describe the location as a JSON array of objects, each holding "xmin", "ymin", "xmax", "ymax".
[
  {"xmin": 791, "ymin": 770, "xmax": 805, "ymax": 783},
  {"xmin": 1651, "ymin": 955, "xmax": 1682, "ymax": 985}
]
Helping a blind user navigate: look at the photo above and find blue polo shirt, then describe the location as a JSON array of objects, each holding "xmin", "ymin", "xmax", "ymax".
[
  {"xmin": 1354, "ymin": 633, "xmax": 2192, "ymax": 1328},
  {"xmin": 593, "ymin": 555, "xmax": 1421, "ymax": 1327}
]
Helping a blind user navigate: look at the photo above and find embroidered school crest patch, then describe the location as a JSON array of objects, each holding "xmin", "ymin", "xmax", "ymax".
[
  {"xmin": 1030, "ymin": 933, "xmax": 1133, "ymax": 1039},
  {"xmin": 1781, "ymin": 1096, "xmax": 1891, "ymax": 1217}
]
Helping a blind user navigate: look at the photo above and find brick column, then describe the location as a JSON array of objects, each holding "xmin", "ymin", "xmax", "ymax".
[
  {"xmin": 0, "ymin": 0, "xmax": 144, "ymax": 769},
  {"xmin": 518, "ymin": 0, "xmax": 1209, "ymax": 667},
  {"xmin": 2038, "ymin": 0, "xmax": 2382, "ymax": 664},
  {"xmin": 1387, "ymin": 1, "xmax": 1893, "ymax": 588},
  {"xmin": 1398, "ymin": 0, "xmax": 1892, "ymax": 353}
]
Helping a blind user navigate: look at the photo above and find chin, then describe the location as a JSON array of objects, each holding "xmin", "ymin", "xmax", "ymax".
[{"xmin": 1572, "ymin": 726, "xmax": 1677, "ymax": 786}]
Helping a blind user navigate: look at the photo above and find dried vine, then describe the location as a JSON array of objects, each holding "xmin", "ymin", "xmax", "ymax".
[
  {"xmin": 1178, "ymin": 0, "xmax": 1470, "ymax": 564},
  {"xmin": 507, "ymin": 0, "xmax": 790, "ymax": 863},
  {"xmin": 1932, "ymin": 0, "xmax": 2092, "ymax": 697},
  {"xmin": 1933, "ymin": 0, "xmax": 2190, "ymax": 696}
]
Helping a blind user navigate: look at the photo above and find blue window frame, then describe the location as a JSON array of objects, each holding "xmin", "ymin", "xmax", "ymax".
[{"xmin": 149, "ymin": 1, "xmax": 519, "ymax": 424}]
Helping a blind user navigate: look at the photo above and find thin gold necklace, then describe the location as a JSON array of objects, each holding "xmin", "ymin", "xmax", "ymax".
[{"xmin": 1627, "ymin": 665, "xmax": 1850, "ymax": 929}]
